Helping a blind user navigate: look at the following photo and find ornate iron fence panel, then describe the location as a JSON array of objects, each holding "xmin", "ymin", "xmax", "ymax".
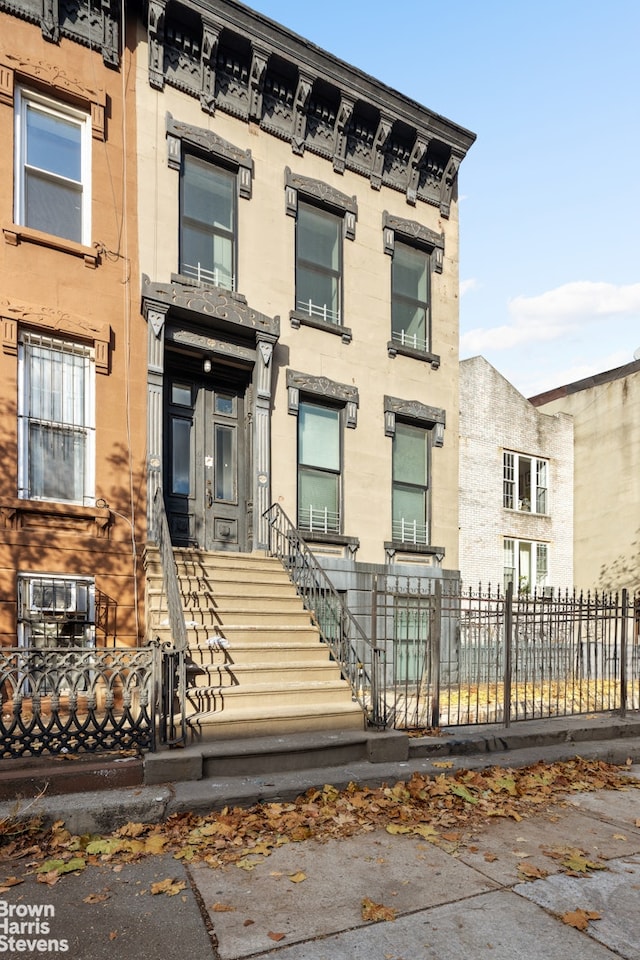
[{"xmin": 0, "ymin": 646, "xmax": 157, "ymax": 758}]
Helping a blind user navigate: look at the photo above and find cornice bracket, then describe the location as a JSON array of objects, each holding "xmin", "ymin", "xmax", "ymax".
[
  {"xmin": 148, "ymin": 0, "xmax": 166, "ymax": 92},
  {"xmin": 370, "ymin": 115, "xmax": 392, "ymax": 190},
  {"xmin": 332, "ymin": 95, "xmax": 354, "ymax": 174},
  {"xmin": 200, "ymin": 18, "xmax": 221, "ymax": 114},
  {"xmin": 249, "ymin": 45, "xmax": 269, "ymax": 122},
  {"xmin": 291, "ymin": 73, "xmax": 313, "ymax": 156}
]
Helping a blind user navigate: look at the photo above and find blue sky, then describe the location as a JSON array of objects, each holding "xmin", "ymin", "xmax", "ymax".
[{"xmin": 248, "ymin": 0, "xmax": 640, "ymax": 397}]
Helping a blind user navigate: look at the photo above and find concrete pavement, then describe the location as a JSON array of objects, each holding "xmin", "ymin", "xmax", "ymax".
[{"xmin": 1, "ymin": 765, "xmax": 639, "ymax": 959}]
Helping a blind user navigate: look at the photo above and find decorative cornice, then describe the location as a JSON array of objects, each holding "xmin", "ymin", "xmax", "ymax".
[
  {"xmin": 141, "ymin": 274, "xmax": 280, "ymax": 338},
  {"xmin": 144, "ymin": 0, "xmax": 475, "ymax": 212},
  {"xmin": 0, "ymin": 0, "xmax": 120, "ymax": 68}
]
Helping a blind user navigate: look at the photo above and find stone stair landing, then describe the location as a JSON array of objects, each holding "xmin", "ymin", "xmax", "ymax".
[{"xmin": 146, "ymin": 548, "xmax": 365, "ymax": 740}]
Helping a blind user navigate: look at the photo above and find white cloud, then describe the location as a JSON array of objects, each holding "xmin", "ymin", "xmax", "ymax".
[
  {"xmin": 461, "ymin": 280, "xmax": 640, "ymax": 353},
  {"xmin": 459, "ymin": 278, "xmax": 477, "ymax": 297}
]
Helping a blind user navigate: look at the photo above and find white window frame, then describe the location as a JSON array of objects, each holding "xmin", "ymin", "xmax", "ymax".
[
  {"xmin": 503, "ymin": 538, "xmax": 549, "ymax": 593},
  {"xmin": 14, "ymin": 87, "xmax": 92, "ymax": 246},
  {"xmin": 17, "ymin": 331, "xmax": 96, "ymax": 505},
  {"xmin": 503, "ymin": 451, "xmax": 549, "ymax": 514},
  {"xmin": 392, "ymin": 421, "xmax": 430, "ymax": 545}
]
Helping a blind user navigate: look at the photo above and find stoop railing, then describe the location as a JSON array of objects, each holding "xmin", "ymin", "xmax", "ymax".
[
  {"xmin": 149, "ymin": 486, "xmax": 187, "ymax": 746},
  {"xmin": 264, "ymin": 503, "xmax": 388, "ymax": 727}
]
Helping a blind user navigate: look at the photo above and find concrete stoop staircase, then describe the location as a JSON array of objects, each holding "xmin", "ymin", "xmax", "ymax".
[{"xmin": 146, "ymin": 548, "xmax": 365, "ymax": 740}]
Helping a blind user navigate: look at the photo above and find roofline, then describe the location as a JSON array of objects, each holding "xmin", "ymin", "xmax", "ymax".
[{"xmin": 529, "ymin": 358, "xmax": 640, "ymax": 406}]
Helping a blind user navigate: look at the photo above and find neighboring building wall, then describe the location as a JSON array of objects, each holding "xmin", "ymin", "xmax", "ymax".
[
  {"xmin": 532, "ymin": 361, "xmax": 640, "ymax": 592},
  {"xmin": 459, "ymin": 356, "xmax": 573, "ymax": 591},
  {"xmin": 134, "ymin": 0, "xmax": 475, "ymax": 577},
  {"xmin": 0, "ymin": 6, "xmax": 144, "ymax": 647}
]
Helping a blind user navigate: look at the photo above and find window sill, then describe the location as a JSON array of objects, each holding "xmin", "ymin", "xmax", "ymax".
[
  {"xmin": 1, "ymin": 498, "xmax": 112, "ymax": 538},
  {"xmin": 385, "ymin": 541, "xmax": 445, "ymax": 558},
  {"xmin": 300, "ymin": 530, "xmax": 359, "ymax": 548},
  {"xmin": 387, "ymin": 341, "xmax": 440, "ymax": 368},
  {"xmin": 503, "ymin": 507, "xmax": 549, "ymax": 518},
  {"xmin": 290, "ymin": 311, "xmax": 352, "ymax": 344},
  {"xmin": 3, "ymin": 223, "xmax": 99, "ymax": 268}
]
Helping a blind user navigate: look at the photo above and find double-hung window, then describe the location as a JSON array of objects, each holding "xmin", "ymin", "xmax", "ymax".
[
  {"xmin": 297, "ymin": 401, "xmax": 341, "ymax": 534},
  {"xmin": 503, "ymin": 452, "xmax": 548, "ymax": 513},
  {"xmin": 391, "ymin": 242, "xmax": 430, "ymax": 353},
  {"xmin": 392, "ymin": 422, "xmax": 429, "ymax": 545},
  {"xmin": 504, "ymin": 539, "xmax": 549, "ymax": 593},
  {"xmin": 296, "ymin": 202, "xmax": 342, "ymax": 325},
  {"xmin": 15, "ymin": 88, "xmax": 91, "ymax": 245},
  {"xmin": 18, "ymin": 332, "xmax": 95, "ymax": 504},
  {"xmin": 180, "ymin": 154, "xmax": 236, "ymax": 290}
]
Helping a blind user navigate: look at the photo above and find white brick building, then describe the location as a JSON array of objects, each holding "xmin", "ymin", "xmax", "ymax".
[{"xmin": 459, "ymin": 356, "xmax": 573, "ymax": 592}]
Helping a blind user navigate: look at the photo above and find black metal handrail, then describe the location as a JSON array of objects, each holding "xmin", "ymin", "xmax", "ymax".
[
  {"xmin": 150, "ymin": 487, "xmax": 187, "ymax": 745},
  {"xmin": 263, "ymin": 503, "xmax": 388, "ymax": 727}
]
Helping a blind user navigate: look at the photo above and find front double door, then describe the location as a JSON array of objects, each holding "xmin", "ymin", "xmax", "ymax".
[{"xmin": 166, "ymin": 371, "xmax": 249, "ymax": 551}]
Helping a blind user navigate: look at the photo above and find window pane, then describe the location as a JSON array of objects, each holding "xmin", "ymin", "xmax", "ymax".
[
  {"xmin": 298, "ymin": 204, "xmax": 339, "ymax": 270},
  {"xmin": 171, "ymin": 417, "xmax": 191, "ymax": 495},
  {"xmin": 29, "ymin": 423, "xmax": 84, "ymax": 500},
  {"xmin": 172, "ymin": 383, "xmax": 192, "ymax": 406},
  {"xmin": 393, "ymin": 424, "xmax": 426, "ymax": 485},
  {"xmin": 181, "ymin": 224, "xmax": 233, "ymax": 287},
  {"xmin": 183, "ymin": 156, "xmax": 233, "ymax": 231},
  {"xmin": 299, "ymin": 404, "xmax": 339, "ymax": 470},
  {"xmin": 298, "ymin": 468, "xmax": 339, "ymax": 530},
  {"xmin": 25, "ymin": 170, "xmax": 82, "ymax": 242},
  {"xmin": 26, "ymin": 105, "xmax": 81, "ymax": 181},
  {"xmin": 393, "ymin": 244, "xmax": 428, "ymax": 300},
  {"xmin": 391, "ymin": 300, "xmax": 426, "ymax": 348},
  {"xmin": 518, "ymin": 456, "xmax": 532, "ymax": 510},
  {"xmin": 215, "ymin": 425, "xmax": 235, "ymax": 501},
  {"xmin": 297, "ymin": 265, "xmax": 339, "ymax": 319},
  {"xmin": 392, "ymin": 485, "xmax": 425, "ymax": 525}
]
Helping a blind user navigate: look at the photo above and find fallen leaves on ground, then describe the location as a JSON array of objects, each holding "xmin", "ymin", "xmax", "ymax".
[
  {"xmin": 267, "ymin": 931, "xmax": 286, "ymax": 941},
  {"xmin": 361, "ymin": 897, "xmax": 397, "ymax": 922},
  {"xmin": 150, "ymin": 877, "xmax": 186, "ymax": 896},
  {"xmin": 517, "ymin": 862, "xmax": 548, "ymax": 880},
  {"xmin": 1, "ymin": 758, "xmax": 637, "ymax": 880},
  {"xmin": 561, "ymin": 908, "xmax": 601, "ymax": 930},
  {"xmin": 542, "ymin": 846, "xmax": 607, "ymax": 875}
]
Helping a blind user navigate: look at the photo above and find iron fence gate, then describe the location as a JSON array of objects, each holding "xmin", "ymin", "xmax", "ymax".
[{"xmin": 368, "ymin": 579, "xmax": 640, "ymax": 729}]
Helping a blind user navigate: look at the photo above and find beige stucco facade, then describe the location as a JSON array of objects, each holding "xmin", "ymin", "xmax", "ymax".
[
  {"xmin": 134, "ymin": 1, "xmax": 473, "ymax": 575},
  {"xmin": 532, "ymin": 361, "xmax": 640, "ymax": 592}
]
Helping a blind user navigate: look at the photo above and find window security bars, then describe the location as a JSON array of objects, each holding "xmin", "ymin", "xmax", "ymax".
[
  {"xmin": 298, "ymin": 505, "xmax": 340, "ymax": 535},
  {"xmin": 296, "ymin": 299, "xmax": 341, "ymax": 324},
  {"xmin": 368, "ymin": 580, "xmax": 639, "ymax": 730},
  {"xmin": 264, "ymin": 503, "xmax": 387, "ymax": 727},
  {"xmin": 392, "ymin": 518, "xmax": 428, "ymax": 545},
  {"xmin": 18, "ymin": 332, "xmax": 94, "ymax": 503},
  {"xmin": 391, "ymin": 329, "xmax": 429, "ymax": 353},
  {"xmin": 180, "ymin": 261, "xmax": 235, "ymax": 291}
]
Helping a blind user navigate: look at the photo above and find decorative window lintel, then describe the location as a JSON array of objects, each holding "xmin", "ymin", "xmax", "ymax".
[
  {"xmin": 166, "ymin": 113, "xmax": 254, "ymax": 198},
  {"xmin": 285, "ymin": 167, "xmax": 357, "ymax": 240},
  {"xmin": 384, "ymin": 396, "xmax": 445, "ymax": 445},
  {"xmin": 382, "ymin": 210, "xmax": 444, "ymax": 272},
  {"xmin": 1, "ymin": 297, "xmax": 110, "ymax": 374},
  {"xmin": 287, "ymin": 369, "xmax": 358, "ymax": 428}
]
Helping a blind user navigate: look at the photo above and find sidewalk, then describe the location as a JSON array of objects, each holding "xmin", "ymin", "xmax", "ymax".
[{"xmin": 2, "ymin": 764, "xmax": 639, "ymax": 959}]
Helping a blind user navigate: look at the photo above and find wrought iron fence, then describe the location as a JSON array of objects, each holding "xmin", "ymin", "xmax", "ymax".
[
  {"xmin": 264, "ymin": 503, "xmax": 388, "ymax": 727},
  {"xmin": 0, "ymin": 645, "xmax": 157, "ymax": 758},
  {"xmin": 367, "ymin": 578, "xmax": 640, "ymax": 729}
]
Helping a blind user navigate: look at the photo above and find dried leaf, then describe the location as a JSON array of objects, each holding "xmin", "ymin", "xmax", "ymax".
[
  {"xmin": 83, "ymin": 892, "xmax": 111, "ymax": 904},
  {"xmin": 517, "ymin": 862, "xmax": 548, "ymax": 880},
  {"xmin": 243, "ymin": 919, "xmax": 254, "ymax": 927},
  {"xmin": 288, "ymin": 872, "xmax": 306, "ymax": 883},
  {"xmin": 561, "ymin": 909, "xmax": 601, "ymax": 931},
  {"xmin": 267, "ymin": 931, "xmax": 286, "ymax": 941},
  {"xmin": 109, "ymin": 931, "xmax": 118, "ymax": 941},
  {"xmin": 484, "ymin": 852, "xmax": 498, "ymax": 863},
  {"xmin": 432, "ymin": 761, "xmax": 454, "ymax": 769},
  {"xmin": 0, "ymin": 876, "xmax": 23, "ymax": 891},
  {"xmin": 211, "ymin": 902, "xmax": 236, "ymax": 912},
  {"xmin": 150, "ymin": 878, "xmax": 187, "ymax": 896},
  {"xmin": 361, "ymin": 898, "xmax": 397, "ymax": 922}
]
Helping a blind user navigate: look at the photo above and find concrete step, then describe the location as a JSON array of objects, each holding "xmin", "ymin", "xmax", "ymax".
[
  {"xmin": 152, "ymin": 609, "xmax": 315, "ymax": 631},
  {"xmin": 186, "ymin": 660, "xmax": 344, "ymax": 687},
  {"xmin": 186, "ymin": 701, "xmax": 365, "ymax": 741},
  {"xmin": 186, "ymin": 640, "xmax": 334, "ymax": 663},
  {"xmin": 147, "ymin": 577, "xmax": 298, "ymax": 599},
  {"xmin": 149, "ymin": 591, "xmax": 304, "ymax": 613},
  {"xmin": 185, "ymin": 678, "xmax": 356, "ymax": 713}
]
